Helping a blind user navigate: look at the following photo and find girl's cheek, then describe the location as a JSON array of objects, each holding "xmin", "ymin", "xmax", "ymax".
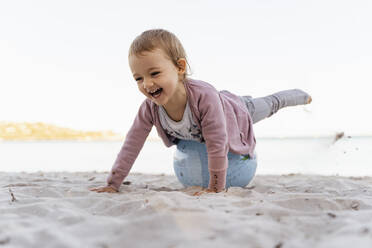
[
  {"xmin": 137, "ymin": 84, "xmax": 144, "ymax": 91},
  {"xmin": 138, "ymin": 87, "xmax": 146, "ymax": 95}
]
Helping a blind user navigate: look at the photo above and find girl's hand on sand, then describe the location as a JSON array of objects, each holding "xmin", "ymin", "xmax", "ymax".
[
  {"xmin": 89, "ymin": 185, "xmax": 118, "ymax": 193},
  {"xmin": 192, "ymin": 188, "xmax": 223, "ymax": 196}
]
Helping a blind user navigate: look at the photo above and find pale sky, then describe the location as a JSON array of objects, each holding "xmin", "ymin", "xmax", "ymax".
[{"xmin": 1, "ymin": 0, "xmax": 371, "ymax": 137}]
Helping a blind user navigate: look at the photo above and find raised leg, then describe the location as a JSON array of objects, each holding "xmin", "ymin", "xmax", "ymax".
[{"xmin": 241, "ymin": 89, "xmax": 311, "ymax": 124}]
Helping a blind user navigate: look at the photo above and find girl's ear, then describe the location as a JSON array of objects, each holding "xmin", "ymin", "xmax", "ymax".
[{"xmin": 177, "ymin": 58, "xmax": 187, "ymax": 74}]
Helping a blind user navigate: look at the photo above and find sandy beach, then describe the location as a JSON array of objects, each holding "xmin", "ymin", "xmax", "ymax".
[{"xmin": 1, "ymin": 172, "xmax": 372, "ymax": 248}]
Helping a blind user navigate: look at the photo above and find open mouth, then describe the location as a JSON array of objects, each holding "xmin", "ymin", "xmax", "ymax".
[{"xmin": 149, "ymin": 88, "xmax": 163, "ymax": 98}]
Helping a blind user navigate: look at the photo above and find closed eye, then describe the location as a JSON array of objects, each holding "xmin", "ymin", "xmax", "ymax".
[
  {"xmin": 135, "ymin": 77, "xmax": 142, "ymax": 82},
  {"xmin": 151, "ymin": 71, "xmax": 160, "ymax": 76}
]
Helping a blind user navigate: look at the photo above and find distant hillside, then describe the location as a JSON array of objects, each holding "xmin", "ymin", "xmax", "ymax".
[{"xmin": 0, "ymin": 122, "xmax": 124, "ymax": 141}]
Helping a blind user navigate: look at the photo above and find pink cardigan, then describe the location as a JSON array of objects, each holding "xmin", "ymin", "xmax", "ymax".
[{"xmin": 107, "ymin": 78, "xmax": 256, "ymax": 191}]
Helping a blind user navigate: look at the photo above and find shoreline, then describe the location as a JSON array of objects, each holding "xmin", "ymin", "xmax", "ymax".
[{"xmin": 1, "ymin": 135, "xmax": 372, "ymax": 142}]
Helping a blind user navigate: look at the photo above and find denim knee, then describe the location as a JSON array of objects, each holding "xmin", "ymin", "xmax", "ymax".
[{"xmin": 173, "ymin": 140, "xmax": 258, "ymax": 189}]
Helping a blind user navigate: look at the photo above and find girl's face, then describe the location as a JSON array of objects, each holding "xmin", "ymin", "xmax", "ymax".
[{"xmin": 129, "ymin": 49, "xmax": 186, "ymax": 107}]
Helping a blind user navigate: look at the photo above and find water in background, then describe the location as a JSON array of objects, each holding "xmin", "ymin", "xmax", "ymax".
[{"xmin": 0, "ymin": 137, "xmax": 371, "ymax": 177}]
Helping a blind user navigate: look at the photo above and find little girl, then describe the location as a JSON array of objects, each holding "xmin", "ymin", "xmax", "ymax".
[{"xmin": 90, "ymin": 29, "xmax": 311, "ymax": 195}]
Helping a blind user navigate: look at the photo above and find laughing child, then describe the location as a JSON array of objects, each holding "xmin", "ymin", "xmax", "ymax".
[{"xmin": 90, "ymin": 29, "xmax": 312, "ymax": 195}]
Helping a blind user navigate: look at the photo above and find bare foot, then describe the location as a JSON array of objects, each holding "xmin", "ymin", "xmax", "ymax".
[{"xmin": 307, "ymin": 96, "xmax": 312, "ymax": 104}]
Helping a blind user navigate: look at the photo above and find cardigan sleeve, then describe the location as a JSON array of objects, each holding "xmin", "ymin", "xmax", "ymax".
[
  {"xmin": 106, "ymin": 100, "xmax": 153, "ymax": 190},
  {"xmin": 198, "ymin": 91, "xmax": 229, "ymax": 192}
]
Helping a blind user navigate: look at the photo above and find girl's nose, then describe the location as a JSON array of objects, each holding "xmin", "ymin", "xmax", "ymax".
[{"xmin": 143, "ymin": 79, "xmax": 154, "ymax": 90}]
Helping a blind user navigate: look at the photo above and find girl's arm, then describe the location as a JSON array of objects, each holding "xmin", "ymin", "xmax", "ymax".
[
  {"xmin": 105, "ymin": 100, "xmax": 154, "ymax": 191},
  {"xmin": 199, "ymin": 91, "xmax": 229, "ymax": 193}
]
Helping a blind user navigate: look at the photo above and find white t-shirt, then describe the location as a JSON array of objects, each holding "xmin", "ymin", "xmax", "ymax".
[{"xmin": 158, "ymin": 101, "xmax": 203, "ymax": 143}]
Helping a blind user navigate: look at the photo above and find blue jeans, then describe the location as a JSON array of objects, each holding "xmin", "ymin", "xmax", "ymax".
[{"xmin": 173, "ymin": 140, "xmax": 257, "ymax": 188}]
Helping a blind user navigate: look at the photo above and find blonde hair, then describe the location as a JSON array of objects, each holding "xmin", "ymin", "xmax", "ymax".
[{"xmin": 129, "ymin": 29, "xmax": 191, "ymax": 79}]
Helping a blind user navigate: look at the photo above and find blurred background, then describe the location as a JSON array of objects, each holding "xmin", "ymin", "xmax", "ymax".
[{"xmin": 1, "ymin": 0, "xmax": 371, "ymax": 174}]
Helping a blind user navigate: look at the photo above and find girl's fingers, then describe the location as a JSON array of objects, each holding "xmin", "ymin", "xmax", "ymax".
[
  {"xmin": 89, "ymin": 186, "xmax": 116, "ymax": 193},
  {"xmin": 192, "ymin": 188, "xmax": 220, "ymax": 196},
  {"xmin": 193, "ymin": 189, "xmax": 208, "ymax": 196}
]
